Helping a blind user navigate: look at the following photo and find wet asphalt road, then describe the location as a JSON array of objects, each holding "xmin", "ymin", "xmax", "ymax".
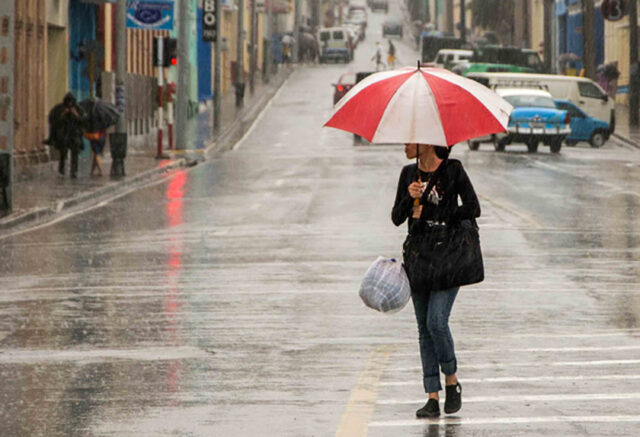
[{"xmin": 2, "ymin": 4, "xmax": 640, "ymax": 437}]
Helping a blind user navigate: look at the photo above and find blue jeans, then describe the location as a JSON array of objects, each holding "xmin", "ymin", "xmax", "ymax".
[{"xmin": 411, "ymin": 287, "xmax": 459, "ymax": 393}]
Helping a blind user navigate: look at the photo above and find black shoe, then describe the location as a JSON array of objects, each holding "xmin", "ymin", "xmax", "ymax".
[
  {"xmin": 416, "ymin": 398, "xmax": 440, "ymax": 418},
  {"xmin": 70, "ymin": 173, "xmax": 77, "ymax": 179},
  {"xmin": 444, "ymin": 383, "xmax": 462, "ymax": 414}
]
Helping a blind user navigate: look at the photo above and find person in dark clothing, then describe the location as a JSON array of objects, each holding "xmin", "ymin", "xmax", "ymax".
[
  {"xmin": 392, "ymin": 143, "xmax": 480, "ymax": 418},
  {"xmin": 48, "ymin": 92, "xmax": 85, "ymax": 178}
]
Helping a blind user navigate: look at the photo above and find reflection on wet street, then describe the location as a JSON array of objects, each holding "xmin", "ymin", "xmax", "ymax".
[{"xmin": 2, "ymin": 9, "xmax": 640, "ymax": 437}]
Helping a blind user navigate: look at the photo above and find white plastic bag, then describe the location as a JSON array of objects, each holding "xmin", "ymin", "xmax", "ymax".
[{"xmin": 359, "ymin": 257, "xmax": 411, "ymax": 313}]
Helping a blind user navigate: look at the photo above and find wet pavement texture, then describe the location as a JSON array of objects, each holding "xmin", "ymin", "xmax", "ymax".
[{"xmin": 2, "ymin": 4, "xmax": 640, "ymax": 437}]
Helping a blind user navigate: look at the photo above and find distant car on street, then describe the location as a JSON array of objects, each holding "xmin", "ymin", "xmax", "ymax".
[
  {"xmin": 332, "ymin": 72, "xmax": 357, "ymax": 105},
  {"xmin": 468, "ymin": 88, "xmax": 570, "ymax": 153},
  {"xmin": 370, "ymin": 0, "xmax": 389, "ymax": 12},
  {"xmin": 465, "ymin": 72, "xmax": 615, "ymax": 133},
  {"xmin": 554, "ymin": 99, "xmax": 610, "ymax": 148},
  {"xmin": 382, "ymin": 20, "xmax": 403, "ymax": 38},
  {"xmin": 318, "ymin": 27, "xmax": 352, "ymax": 63},
  {"xmin": 428, "ymin": 49, "xmax": 472, "ymax": 69}
]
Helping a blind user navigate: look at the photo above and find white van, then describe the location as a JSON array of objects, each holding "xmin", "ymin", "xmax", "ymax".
[
  {"xmin": 431, "ymin": 49, "xmax": 473, "ymax": 69},
  {"xmin": 467, "ymin": 72, "xmax": 615, "ymax": 131}
]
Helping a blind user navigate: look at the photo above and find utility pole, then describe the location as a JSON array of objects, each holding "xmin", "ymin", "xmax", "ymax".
[
  {"xmin": 630, "ymin": 0, "xmax": 639, "ymax": 126},
  {"xmin": 266, "ymin": 0, "xmax": 273, "ymax": 82},
  {"xmin": 0, "ymin": 0, "xmax": 14, "ymax": 211},
  {"xmin": 176, "ymin": 0, "xmax": 191, "ymax": 150},
  {"xmin": 446, "ymin": 0, "xmax": 454, "ymax": 35},
  {"xmin": 425, "ymin": 0, "xmax": 430, "ymax": 24},
  {"xmin": 582, "ymin": 0, "xmax": 595, "ymax": 79},
  {"xmin": 294, "ymin": 0, "xmax": 301, "ymax": 62},
  {"xmin": 214, "ymin": 0, "xmax": 222, "ymax": 134},
  {"xmin": 543, "ymin": 0, "xmax": 553, "ymax": 73},
  {"xmin": 250, "ymin": 0, "xmax": 257, "ymax": 94},
  {"xmin": 460, "ymin": 0, "xmax": 466, "ymax": 42},
  {"xmin": 236, "ymin": 0, "xmax": 245, "ymax": 107},
  {"xmin": 112, "ymin": 0, "xmax": 128, "ymax": 177}
]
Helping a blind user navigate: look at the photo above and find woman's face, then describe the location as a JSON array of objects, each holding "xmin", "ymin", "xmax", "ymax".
[{"xmin": 405, "ymin": 144, "xmax": 431, "ymax": 159}]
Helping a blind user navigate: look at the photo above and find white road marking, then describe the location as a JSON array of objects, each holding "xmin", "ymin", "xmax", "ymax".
[
  {"xmin": 392, "ymin": 344, "xmax": 640, "ymax": 357},
  {"xmin": 0, "ymin": 346, "xmax": 209, "ymax": 363},
  {"xmin": 232, "ymin": 73, "xmax": 292, "ymax": 151},
  {"xmin": 380, "ymin": 374, "xmax": 640, "ymax": 386},
  {"xmin": 369, "ymin": 415, "xmax": 640, "ymax": 427},
  {"xmin": 275, "ymin": 179, "xmax": 285, "ymax": 187},
  {"xmin": 378, "ymin": 392, "xmax": 640, "ymax": 405},
  {"xmin": 388, "ymin": 359, "xmax": 640, "ymax": 372}
]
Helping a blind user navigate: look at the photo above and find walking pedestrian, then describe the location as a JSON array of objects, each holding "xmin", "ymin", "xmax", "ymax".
[
  {"xmin": 391, "ymin": 143, "xmax": 481, "ymax": 418},
  {"xmin": 47, "ymin": 92, "xmax": 86, "ymax": 179},
  {"xmin": 84, "ymin": 130, "xmax": 106, "ymax": 177},
  {"xmin": 387, "ymin": 39, "xmax": 397, "ymax": 68},
  {"xmin": 371, "ymin": 41, "xmax": 386, "ymax": 71}
]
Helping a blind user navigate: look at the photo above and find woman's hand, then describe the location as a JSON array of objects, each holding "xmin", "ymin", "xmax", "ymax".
[{"xmin": 408, "ymin": 181, "xmax": 425, "ymax": 199}]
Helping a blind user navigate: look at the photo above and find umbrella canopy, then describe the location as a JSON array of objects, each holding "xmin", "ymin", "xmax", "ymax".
[
  {"xmin": 324, "ymin": 65, "xmax": 513, "ymax": 146},
  {"xmin": 78, "ymin": 98, "xmax": 120, "ymax": 132}
]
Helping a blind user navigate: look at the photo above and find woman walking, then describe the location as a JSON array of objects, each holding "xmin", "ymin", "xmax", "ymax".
[{"xmin": 392, "ymin": 143, "xmax": 481, "ymax": 418}]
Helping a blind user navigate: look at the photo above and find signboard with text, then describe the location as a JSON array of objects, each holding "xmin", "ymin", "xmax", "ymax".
[
  {"xmin": 202, "ymin": 0, "xmax": 217, "ymax": 42},
  {"xmin": 601, "ymin": 0, "xmax": 627, "ymax": 21},
  {"xmin": 126, "ymin": 1, "xmax": 175, "ymax": 30}
]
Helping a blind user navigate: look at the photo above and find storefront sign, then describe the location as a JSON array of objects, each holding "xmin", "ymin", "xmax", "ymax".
[{"xmin": 126, "ymin": 1, "xmax": 175, "ymax": 30}]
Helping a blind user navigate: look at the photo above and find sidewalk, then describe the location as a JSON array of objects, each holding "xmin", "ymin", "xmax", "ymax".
[
  {"xmin": 0, "ymin": 67, "xmax": 293, "ymax": 232},
  {"xmin": 613, "ymin": 103, "xmax": 640, "ymax": 149}
]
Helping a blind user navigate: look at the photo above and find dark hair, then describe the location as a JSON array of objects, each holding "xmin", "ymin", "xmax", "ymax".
[
  {"xmin": 434, "ymin": 146, "xmax": 450, "ymax": 160},
  {"xmin": 63, "ymin": 92, "xmax": 76, "ymax": 108}
]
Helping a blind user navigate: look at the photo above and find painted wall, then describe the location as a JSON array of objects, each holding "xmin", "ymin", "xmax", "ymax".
[{"xmin": 68, "ymin": 0, "xmax": 97, "ymax": 100}]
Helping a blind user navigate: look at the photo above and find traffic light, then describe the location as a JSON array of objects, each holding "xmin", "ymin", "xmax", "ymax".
[
  {"xmin": 164, "ymin": 38, "xmax": 177, "ymax": 67},
  {"xmin": 153, "ymin": 38, "xmax": 178, "ymax": 67}
]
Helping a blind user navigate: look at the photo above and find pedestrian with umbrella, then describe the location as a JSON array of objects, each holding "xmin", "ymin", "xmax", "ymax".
[
  {"xmin": 78, "ymin": 98, "xmax": 120, "ymax": 177},
  {"xmin": 325, "ymin": 63, "xmax": 512, "ymax": 418},
  {"xmin": 47, "ymin": 92, "xmax": 86, "ymax": 179}
]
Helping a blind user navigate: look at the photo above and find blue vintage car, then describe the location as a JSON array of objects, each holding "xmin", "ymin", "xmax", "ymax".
[
  {"xmin": 497, "ymin": 88, "xmax": 571, "ymax": 153},
  {"xmin": 467, "ymin": 88, "xmax": 570, "ymax": 153},
  {"xmin": 554, "ymin": 99, "xmax": 610, "ymax": 148}
]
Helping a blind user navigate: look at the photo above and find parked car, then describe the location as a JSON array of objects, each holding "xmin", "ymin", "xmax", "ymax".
[
  {"xmin": 370, "ymin": 0, "xmax": 389, "ymax": 12},
  {"xmin": 456, "ymin": 62, "xmax": 535, "ymax": 76},
  {"xmin": 332, "ymin": 72, "xmax": 357, "ymax": 105},
  {"xmin": 318, "ymin": 27, "xmax": 352, "ymax": 63},
  {"xmin": 464, "ymin": 72, "xmax": 615, "ymax": 132},
  {"xmin": 471, "ymin": 46, "xmax": 546, "ymax": 73},
  {"xmin": 382, "ymin": 20, "xmax": 403, "ymax": 38},
  {"xmin": 349, "ymin": 10, "xmax": 367, "ymax": 29},
  {"xmin": 344, "ymin": 20, "xmax": 363, "ymax": 42},
  {"xmin": 429, "ymin": 49, "xmax": 472, "ymax": 69},
  {"xmin": 554, "ymin": 99, "xmax": 610, "ymax": 148},
  {"xmin": 467, "ymin": 88, "xmax": 570, "ymax": 153}
]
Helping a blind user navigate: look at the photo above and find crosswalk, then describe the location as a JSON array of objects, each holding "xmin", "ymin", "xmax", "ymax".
[{"xmin": 362, "ymin": 330, "xmax": 640, "ymax": 435}]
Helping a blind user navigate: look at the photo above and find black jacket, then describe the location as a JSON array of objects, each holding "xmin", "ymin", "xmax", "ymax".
[{"xmin": 391, "ymin": 159, "xmax": 481, "ymax": 232}]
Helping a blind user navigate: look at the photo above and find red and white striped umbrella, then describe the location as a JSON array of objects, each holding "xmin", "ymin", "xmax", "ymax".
[{"xmin": 324, "ymin": 65, "xmax": 513, "ymax": 146}]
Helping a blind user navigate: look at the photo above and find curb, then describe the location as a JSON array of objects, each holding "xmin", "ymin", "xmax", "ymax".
[
  {"xmin": 0, "ymin": 158, "xmax": 186, "ymax": 233},
  {"xmin": 612, "ymin": 133, "xmax": 640, "ymax": 150},
  {"xmin": 205, "ymin": 68, "xmax": 294, "ymax": 155},
  {"xmin": 0, "ymin": 68, "xmax": 294, "ymax": 235}
]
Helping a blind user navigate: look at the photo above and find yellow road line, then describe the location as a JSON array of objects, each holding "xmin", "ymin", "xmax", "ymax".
[
  {"xmin": 335, "ymin": 345, "xmax": 394, "ymax": 437},
  {"xmin": 478, "ymin": 193, "xmax": 542, "ymax": 229}
]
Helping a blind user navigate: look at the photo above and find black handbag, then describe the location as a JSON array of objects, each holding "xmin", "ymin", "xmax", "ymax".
[{"xmin": 402, "ymin": 161, "xmax": 484, "ymax": 293}]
